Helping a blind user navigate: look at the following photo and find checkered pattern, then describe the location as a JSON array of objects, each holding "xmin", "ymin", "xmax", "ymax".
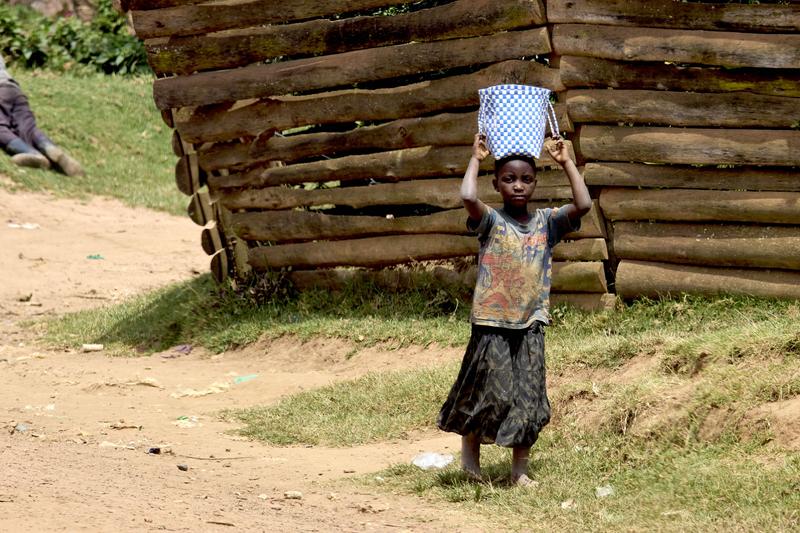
[{"xmin": 478, "ymin": 84, "xmax": 559, "ymax": 160}]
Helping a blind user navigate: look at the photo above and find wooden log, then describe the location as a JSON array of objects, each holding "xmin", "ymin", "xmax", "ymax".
[
  {"xmin": 558, "ymin": 56, "xmax": 800, "ymax": 98},
  {"xmin": 553, "ymin": 24, "xmax": 800, "ymax": 70},
  {"xmin": 153, "ymin": 28, "xmax": 552, "ymax": 110},
  {"xmin": 577, "ymin": 126, "xmax": 800, "ymax": 167},
  {"xmin": 250, "ymin": 236, "xmax": 608, "ymax": 291},
  {"xmin": 287, "ymin": 267, "xmax": 612, "ymax": 307},
  {"xmin": 177, "ymin": 60, "xmax": 563, "ymax": 144},
  {"xmin": 551, "ymin": 292, "xmax": 617, "ymax": 311},
  {"xmin": 129, "ymin": 0, "xmax": 206, "ymax": 10},
  {"xmin": 187, "ymin": 190, "xmax": 214, "ymax": 226},
  {"xmin": 209, "ymin": 142, "xmax": 576, "ymax": 189},
  {"xmin": 210, "ymin": 249, "xmax": 229, "ymax": 284},
  {"xmin": 599, "ymin": 188, "xmax": 800, "ymax": 225},
  {"xmin": 238, "ymin": 112, "xmax": 475, "ymax": 170},
  {"xmin": 197, "ymin": 107, "xmax": 571, "ymax": 172},
  {"xmin": 201, "ymin": 223, "xmax": 224, "ymax": 256},
  {"xmin": 250, "ymin": 234, "xmax": 476, "ymax": 269},
  {"xmin": 146, "ymin": 0, "xmax": 545, "ymax": 75},
  {"xmin": 547, "ymin": 0, "xmax": 800, "ymax": 33},
  {"xmin": 210, "ymin": 146, "xmax": 472, "ymax": 189},
  {"xmin": 132, "ymin": 0, "xmax": 422, "ymax": 39},
  {"xmin": 614, "ymin": 221, "xmax": 800, "ymax": 271},
  {"xmin": 553, "ymin": 262, "xmax": 607, "ymax": 293},
  {"xmin": 584, "ymin": 163, "xmax": 800, "ymax": 192},
  {"xmin": 175, "ymin": 153, "xmax": 205, "ymax": 196},
  {"xmin": 616, "ymin": 260, "xmax": 800, "ymax": 300},
  {"xmin": 219, "ymin": 181, "xmax": 573, "ymax": 211},
  {"xmin": 566, "ymin": 90, "xmax": 800, "ymax": 129},
  {"xmin": 230, "ymin": 209, "xmax": 608, "ymax": 260},
  {"xmin": 218, "ymin": 180, "xmax": 605, "ymax": 238}
]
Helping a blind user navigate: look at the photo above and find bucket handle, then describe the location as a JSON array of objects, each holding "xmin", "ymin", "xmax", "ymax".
[{"xmin": 545, "ymin": 100, "xmax": 560, "ymax": 140}]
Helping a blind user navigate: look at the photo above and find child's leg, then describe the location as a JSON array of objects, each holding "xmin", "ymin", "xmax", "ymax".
[
  {"xmin": 511, "ymin": 446, "xmax": 536, "ymax": 486},
  {"xmin": 461, "ymin": 432, "xmax": 482, "ymax": 479}
]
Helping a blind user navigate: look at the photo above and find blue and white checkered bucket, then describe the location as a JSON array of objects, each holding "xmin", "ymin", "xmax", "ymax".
[{"xmin": 478, "ymin": 84, "xmax": 559, "ymax": 160}]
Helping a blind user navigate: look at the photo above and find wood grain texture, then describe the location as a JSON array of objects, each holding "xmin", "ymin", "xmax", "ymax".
[
  {"xmin": 559, "ymin": 56, "xmax": 800, "ymax": 97},
  {"xmin": 547, "ymin": 0, "xmax": 800, "ymax": 33},
  {"xmin": 153, "ymin": 28, "xmax": 551, "ymax": 109},
  {"xmin": 251, "ymin": 236, "xmax": 608, "ymax": 291},
  {"xmin": 578, "ymin": 126, "xmax": 800, "ymax": 166},
  {"xmin": 146, "ymin": 0, "xmax": 545, "ymax": 75},
  {"xmin": 287, "ymin": 268, "xmax": 614, "ymax": 309},
  {"xmin": 132, "ymin": 0, "xmax": 420, "ymax": 39},
  {"xmin": 584, "ymin": 163, "xmax": 800, "ymax": 192},
  {"xmin": 553, "ymin": 24, "xmax": 800, "ymax": 69},
  {"xmin": 614, "ymin": 221, "xmax": 800, "ymax": 270},
  {"xmin": 230, "ymin": 209, "xmax": 609, "ymax": 261},
  {"xmin": 599, "ymin": 188, "xmax": 800, "ymax": 225},
  {"xmin": 208, "ymin": 142, "xmax": 576, "ymax": 189},
  {"xmin": 566, "ymin": 89, "xmax": 800, "ymax": 129},
  {"xmin": 196, "ymin": 106, "xmax": 570, "ymax": 172},
  {"xmin": 616, "ymin": 260, "xmax": 800, "ymax": 300},
  {"xmin": 176, "ymin": 61, "xmax": 562, "ymax": 143}
]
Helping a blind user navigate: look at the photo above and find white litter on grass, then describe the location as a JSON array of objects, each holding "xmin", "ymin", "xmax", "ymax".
[
  {"xmin": 411, "ymin": 452, "xmax": 454, "ymax": 470},
  {"xmin": 595, "ymin": 484, "xmax": 615, "ymax": 498},
  {"xmin": 81, "ymin": 344, "xmax": 104, "ymax": 352}
]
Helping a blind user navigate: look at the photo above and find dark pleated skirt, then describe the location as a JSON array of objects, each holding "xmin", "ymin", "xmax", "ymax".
[{"xmin": 437, "ymin": 322, "xmax": 551, "ymax": 448}]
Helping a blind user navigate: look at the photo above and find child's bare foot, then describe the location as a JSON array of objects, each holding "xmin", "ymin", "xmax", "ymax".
[
  {"xmin": 512, "ymin": 474, "xmax": 539, "ymax": 488},
  {"xmin": 462, "ymin": 467, "xmax": 483, "ymax": 483}
]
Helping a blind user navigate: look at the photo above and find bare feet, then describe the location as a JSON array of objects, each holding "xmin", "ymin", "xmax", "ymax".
[
  {"xmin": 462, "ymin": 468, "xmax": 483, "ymax": 483},
  {"xmin": 512, "ymin": 474, "xmax": 539, "ymax": 488}
]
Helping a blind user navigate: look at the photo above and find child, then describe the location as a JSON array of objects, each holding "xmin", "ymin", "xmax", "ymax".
[
  {"xmin": 0, "ymin": 54, "xmax": 84, "ymax": 176},
  {"xmin": 437, "ymin": 133, "xmax": 591, "ymax": 486}
]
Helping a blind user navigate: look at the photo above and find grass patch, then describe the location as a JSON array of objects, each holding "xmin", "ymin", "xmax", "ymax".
[
  {"xmin": 41, "ymin": 272, "xmax": 799, "ymax": 365},
  {"xmin": 375, "ymin": 434, "xmax": 800, "ymax": 531},
  {"xmin": 0, "ymin": 69, "xmax": 182, "ymax": 214},
  {"xmin": 40, "ymin": 273, "xmax": 474, "ymax": 354},
  {"xmin": 222, "ymin": 367, "xmax": 451, "ymax": 446}
]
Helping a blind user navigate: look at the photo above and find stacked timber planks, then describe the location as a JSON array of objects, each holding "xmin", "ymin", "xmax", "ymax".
[
  {"xmin": 128, "ymin": 0, "xmax": 613, "ymax": 309},
  {"xmin": 551, "ymin": 0, "xmax": 800, "ymax": 300}
]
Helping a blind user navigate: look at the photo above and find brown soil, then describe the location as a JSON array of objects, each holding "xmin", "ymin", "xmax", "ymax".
[
  {"xmin": 0, "ymin": 188, "xmax": 483, "ymax": 532},
  {"xmin": 3, "ymin": 187, "xmax": 797, "ymax": 531}
]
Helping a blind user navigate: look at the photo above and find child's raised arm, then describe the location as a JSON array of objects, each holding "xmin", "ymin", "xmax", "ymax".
[
  {"xmin": 545, "ymin": 136, "xmax": 591, "ymax": 224},
  {"xmin": 462, "ymin": 133, "xmax": 489, "ymax": 222}
]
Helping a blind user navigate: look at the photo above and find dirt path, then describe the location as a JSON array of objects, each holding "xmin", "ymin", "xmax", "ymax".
[{"xmin": 0, "ymin": 188, "xmax": 482, "ymax": 532}]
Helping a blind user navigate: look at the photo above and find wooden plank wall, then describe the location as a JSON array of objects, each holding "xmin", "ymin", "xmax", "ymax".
[
  {"xmin": 128, "ymin": 0, "xmax": 613, "ymax": 309},
  {"xmin": 128, "ymin": 0, "xmax": 800, "ymax": 305},
  {"xmin": 550, "ymin": 0, "xmax": 800, "ymax": 300}
]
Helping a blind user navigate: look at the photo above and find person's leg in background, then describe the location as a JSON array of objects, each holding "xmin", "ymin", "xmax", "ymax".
[
  {"xmin": 0, "ymin": 83, "xmax": 50, "ymax": 169},
  {"xmin": 10, "ymin": 86, "xmax": 84, "ymax": 176}
]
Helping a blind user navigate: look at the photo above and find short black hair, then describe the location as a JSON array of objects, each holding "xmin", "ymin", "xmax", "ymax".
[{"xmin": 494, "ymin": 155, "xmax": 537, "ymax": 176}]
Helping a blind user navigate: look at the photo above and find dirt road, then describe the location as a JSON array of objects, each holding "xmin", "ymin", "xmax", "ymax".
[{"xmin": 0, "ymin": 188, "xmax": 480, "ymax": 532}]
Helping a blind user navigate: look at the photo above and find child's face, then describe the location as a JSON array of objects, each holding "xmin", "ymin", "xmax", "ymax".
[{"xmin": 493, "ymin": 159, "xmax": 537, "ymax": 209}]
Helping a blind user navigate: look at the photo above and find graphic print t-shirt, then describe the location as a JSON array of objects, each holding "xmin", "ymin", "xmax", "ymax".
[{"xmin": 470, "ymin": 206, "xmax": 579, "ymax": 328}]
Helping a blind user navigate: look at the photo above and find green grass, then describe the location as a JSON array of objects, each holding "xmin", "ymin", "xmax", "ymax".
[
  {"xmin": 0, "ymin": 69, "xmax": 182, "ymax": 214},
  {"xmin": 40, "ymin": 272, "xmax": 474, "ymax": 355},
  {"xmin": 222, "ymin": 367, "xmax": 449, "ymax": 446},
  {"xmin": 374, "ymin": 435, "xmax": 800, "ymax": 532}
]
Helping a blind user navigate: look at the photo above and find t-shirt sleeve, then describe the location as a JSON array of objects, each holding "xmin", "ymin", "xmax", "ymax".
[
  {"xmin": 466, "ymin": 206, "xmax": 496, "ymax": 241},
  {"xmin": 547, "ymin": 206, "xmax": 581, "ymax": 248}
]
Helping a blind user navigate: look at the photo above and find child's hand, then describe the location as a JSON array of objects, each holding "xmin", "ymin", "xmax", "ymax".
[
  {"xmin": 545, "ymin": 135, "xmax": 572, "ymax": 166},
  {"xmin": 472, "ymin": 133, "xmax": 489, "ymax": 161}
]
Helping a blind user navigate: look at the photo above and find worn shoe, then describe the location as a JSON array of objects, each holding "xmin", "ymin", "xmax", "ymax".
[
  {"xmin": 41, "ymin": 144, "xmax": 85, "ymax": 177},
  {"xmin": 10, "ymin": 152, "xmax": 51, "ymax": 169}
]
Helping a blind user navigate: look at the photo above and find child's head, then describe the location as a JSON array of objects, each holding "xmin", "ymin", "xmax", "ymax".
[{"xmin": 493, "ymin": 155, "xmax": 537, "ymax": 209}]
